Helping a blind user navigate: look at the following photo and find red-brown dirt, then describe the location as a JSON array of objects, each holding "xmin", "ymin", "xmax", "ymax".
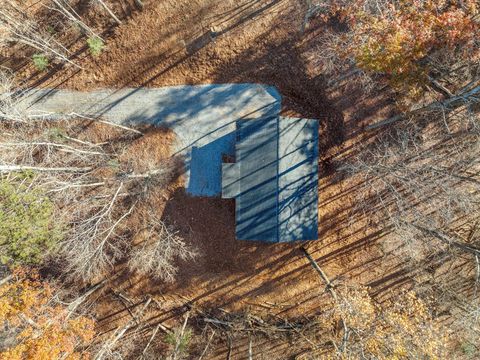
[{"xmin": 6, "ymin": 1, "xmax": 412, "ymax": 358}]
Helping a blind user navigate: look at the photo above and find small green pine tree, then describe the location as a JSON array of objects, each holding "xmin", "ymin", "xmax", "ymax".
[
  {"xmin": 165, "ymin": 327, "xmax": 192, "ymax": 357},
  {"xmin": 0, "ymin": 177, "xmax": 63, "ymax": 265},
  {"xmin": 32, "ymin": 54, "xmax": 49, "ymax": 71},
  {"xmin": 87, "ymin": 36, "xmax": 105, "ymax": 57}
]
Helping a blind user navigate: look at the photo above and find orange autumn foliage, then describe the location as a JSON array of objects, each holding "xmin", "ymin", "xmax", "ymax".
[
  {"xmin": 0, "ymin": 268, "xmax": 95, "ymax": 360},
  {"xmin": 321, "ymin": 287, "xmax": 448, "ymax": 359},
  {"xmin": 330, "ymin": 0, "xmax": 479, "ymax": 98}
]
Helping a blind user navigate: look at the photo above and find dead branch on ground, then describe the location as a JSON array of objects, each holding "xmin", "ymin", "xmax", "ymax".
[
  {"xmin": 301, "ymin": 247, "xmax": 349, "ymax": 353},
  {"xmin": 95, "ymin": 297, "xmax": 152, "ymax": 360}
]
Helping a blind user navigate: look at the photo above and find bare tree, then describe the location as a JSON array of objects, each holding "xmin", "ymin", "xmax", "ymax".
[
  {"xmin": 0, "ymin": 106, "xmax": 185, "ymax": 283},
  {"xmin": 341, "ymin": 86, "xmax": 480, "ymax": 352},
  {"xmin": 94, "ymin": 0, "xmax": 122, "ymax": 25},
  {"xmin": 0, "ymin": 69, "xmax": 27, "ymax": 123},
  {"xmin": 0, "ymin": 1, "xmax": 79, "ymax": 67},
  {"xmin": 345, "ymin": 94, "xmax": 480, "ymax": 260},
  {"xmin": 61, "ymin": 182, "xmax": 136, "ymax": 281},
  {"xmin": 50, "ymin": 0, "xmax": 100, "ymax": 38},
  {"xmin": 128, "ymin": 217, "xmax": 197, "ymax": 283}
]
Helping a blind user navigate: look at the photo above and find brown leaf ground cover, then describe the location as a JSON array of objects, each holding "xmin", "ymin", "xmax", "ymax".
[{"xmin": 4, "ymin": 0, "xmax": 441, "ymax": 358}]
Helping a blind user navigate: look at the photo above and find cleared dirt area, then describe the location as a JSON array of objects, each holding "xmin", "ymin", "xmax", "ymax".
[{"xmin": 5, "ymin": 0, "xmax": 412, "ymax": 358}]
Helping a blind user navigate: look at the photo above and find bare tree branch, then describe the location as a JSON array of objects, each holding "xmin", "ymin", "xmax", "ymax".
[
  {"xmin": 367, "ymin": 83, "xmax": 480, "ymax": 130},
  {"xmin": 0, "ymin": 164, "xmax": 93, "ymax": 173}
]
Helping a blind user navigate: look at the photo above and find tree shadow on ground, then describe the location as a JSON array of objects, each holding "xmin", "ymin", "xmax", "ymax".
[
  {"xmin": 20, "ymin": 2, "xmax": 458, "ymax": 357},
  {"xmin": 89, "ymin": 3, "xmax": 394, "ymax": 334}
]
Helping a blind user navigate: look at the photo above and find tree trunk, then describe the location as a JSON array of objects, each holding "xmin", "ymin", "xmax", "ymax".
[
  {"xmin": 0, "ymin": 165, "xmax": 92, "ymax": 173},
  {"xmin": 366, "ymin": 83, "xmax": 480, "ymax": 130},
  {"xmin": 95, "ymin": 0, "xmax": 122, "ymax": 25}
]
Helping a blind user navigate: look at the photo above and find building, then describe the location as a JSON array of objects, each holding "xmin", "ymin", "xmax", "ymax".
[{"xmin": 222, "ymin": 115, "xmax": 319, "ymax": 242}]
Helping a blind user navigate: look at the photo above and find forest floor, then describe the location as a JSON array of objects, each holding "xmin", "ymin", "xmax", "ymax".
[{"xmin": 4, "ymin": 0, "xmax": 417, "ymax": 358}]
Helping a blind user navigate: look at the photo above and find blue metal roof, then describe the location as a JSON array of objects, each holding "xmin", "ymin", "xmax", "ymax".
[{"xmin": 222, "ymin": 116, "xmax": 318, "ymax": 242}]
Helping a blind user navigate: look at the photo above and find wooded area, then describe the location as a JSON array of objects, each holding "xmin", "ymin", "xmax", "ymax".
[{"xmin": 1, "ymin": 0, "xmax": 479, "ymax": 359}]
